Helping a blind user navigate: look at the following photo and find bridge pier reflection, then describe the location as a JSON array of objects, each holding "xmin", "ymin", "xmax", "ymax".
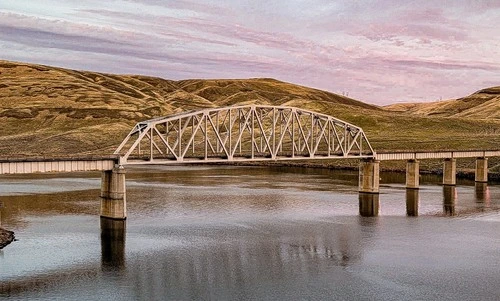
[
  {"xmin": 474, "ymin": 182, "xmax": 490, "ymax": 212},
  {"xmin": 406, "ymin": 189, "xmax": 419, "ymax": 216},
  {"xmin": 100, "ymin": 218, "xmax": 126, "ymax": 272},
  {"xmin": 443, "ymin": 186, "xmax": 456, "ymax": 216},
  {"xmin": 475, "ymin": 182, "xmax": 489, "ymax": 202},
  {"xmin": 359, "ymin": 193, "xmax": 379, "ymax": 217}
]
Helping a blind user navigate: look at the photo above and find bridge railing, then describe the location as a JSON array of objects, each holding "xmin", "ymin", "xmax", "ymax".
[{"xmin": 114, "ymin": 105, "xmax": 375, "ymax": 164}]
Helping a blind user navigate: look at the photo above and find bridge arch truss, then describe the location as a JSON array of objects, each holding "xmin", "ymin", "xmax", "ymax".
[{"xmin": 114, "ymin": 105, "xmax": 375, "ymax": 164}]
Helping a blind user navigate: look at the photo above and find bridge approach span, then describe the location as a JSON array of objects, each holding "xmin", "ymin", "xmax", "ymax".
[
  {"xmin": 375, "ymin": 150, "xmax": 500, "ymax": 161},
  {"xmin": 0, "ymin": 157, "xmax": 116, "ymax": 175},
  {"xmin": 114, "ymin": 105, "xmax": 375, "ymax": 165}
]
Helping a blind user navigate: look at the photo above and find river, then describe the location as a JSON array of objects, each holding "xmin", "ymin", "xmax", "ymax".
[{"xmin": 1, "ymin": 165, "xmax": 500, "ymax": 300}]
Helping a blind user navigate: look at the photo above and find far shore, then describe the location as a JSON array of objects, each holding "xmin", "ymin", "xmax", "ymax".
[{"xmin": 221, "ymin": 161, "xmax": 500, "ymax": 181}]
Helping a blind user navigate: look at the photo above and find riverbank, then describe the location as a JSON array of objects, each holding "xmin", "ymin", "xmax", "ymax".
[
  {"xmin": 225, "ymin": 158, "xmax": 500, "ymax": 182},
  {"xmin": 0, "ymin": 228, "xmax": 15, "ymax": 249}
]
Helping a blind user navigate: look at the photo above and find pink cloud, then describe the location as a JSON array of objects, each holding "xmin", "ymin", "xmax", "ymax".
[{"xmin": 1, "ymin": 1, "xmax": 499, "ymax": 105}]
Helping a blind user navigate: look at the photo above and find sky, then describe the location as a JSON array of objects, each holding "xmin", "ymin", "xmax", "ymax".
[{"xmin": 0, "ymin": 0, "xmax": 499, "ymax": 105}]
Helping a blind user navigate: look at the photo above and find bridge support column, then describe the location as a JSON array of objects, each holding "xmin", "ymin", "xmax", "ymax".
[
  {"xmin": 100, "ymin": 166, "xmax": 126, "ymax": 220},
  {"xmin": 406, "ymin": 160, "xmax": 419, "ymax": 189},
  {"xmin": 475, "ymin": 157, "xmax": 488, "ymax": 183},
  {"xmin": 359, "ymin": 159, "xmax": 380, "ymax": 193},
  {"xmin": 443, "ymin": 158, "xmax": 456, "ymax": 186}
]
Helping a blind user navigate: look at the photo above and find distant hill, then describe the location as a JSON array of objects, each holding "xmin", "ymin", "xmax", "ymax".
[
  {"xmin": 385, "ymin": 87, "xmax": 500, "ymax": 119},
  {"xmin": 0, "ymin": 60, "xmax": 499, "ymax": 160}
]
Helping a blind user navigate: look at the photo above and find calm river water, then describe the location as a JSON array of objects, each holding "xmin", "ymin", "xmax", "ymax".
[{"xmin": 1, "ymin": 165, "xmax": 500, "ymax": 300}]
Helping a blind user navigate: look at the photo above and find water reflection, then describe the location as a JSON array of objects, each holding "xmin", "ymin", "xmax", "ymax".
[
  {"xmin": 359, "ymin": 193, "xmax": 379, "ymax": 217},
  {"xmin": 3, "ymin": 166, "xmax": 500, "ymax": 300},
  {"xmin": 127, "ymin": 221, "xmax": 366, "ymax": 300},
  {"xmin": 475, "ymin": 182, "xmax": 490, "ymax": 205},
  {"xmin": 443, "ymin": 186, "xmax": 456, "ymax": 216},
  {"xmin": 100, "ymin": 218, "xmax": 126, "ymax": 272},
  {"xmin": 406, "ymin": 189, "xmax": 419, "ymax": 217}
]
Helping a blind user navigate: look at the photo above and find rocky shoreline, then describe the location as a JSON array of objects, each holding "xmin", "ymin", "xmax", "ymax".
[{"xmin": 0, "ymin": 228, "xmax": 15, "ymax": 249}]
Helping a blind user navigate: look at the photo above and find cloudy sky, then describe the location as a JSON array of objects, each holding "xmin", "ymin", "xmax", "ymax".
[{"xmin": 1, "ymin": 0, "xmax": 499, "ymax": 104}]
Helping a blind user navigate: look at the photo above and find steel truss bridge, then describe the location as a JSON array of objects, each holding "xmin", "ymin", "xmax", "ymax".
[{"xmin": 114, "ymin": 105, "xmax": 375, "ymax": 165}]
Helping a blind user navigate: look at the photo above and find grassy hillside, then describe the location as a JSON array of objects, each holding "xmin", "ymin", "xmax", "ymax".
[
  {"xmin": 385, "ymin": 87, "xmax": 500, "ymax": 119},
  {"xmin": 0, "ymin": 60, "xmax": 499, "ymax": 167}
]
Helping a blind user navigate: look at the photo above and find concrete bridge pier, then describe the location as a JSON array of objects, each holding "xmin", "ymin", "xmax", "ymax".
[
  {"xmin": 359, "ymin": 159, "xmax": 380, "ymax": 193},
  {"xmin": 475, "ymin": 157, "xmax": 488, "ymax": 183},
  {"xmin": 443, "ymin": 158, "xmax": 456, "ymax": 186},
  {"xmin": 406, "ymin": 160, "xmax": 419, "ymax": 189},
  {"xmin": 100, "ymin": 166, "xmax": 126, "ymax": 220},
  {"xmin": 359, "ymin": 159, "xmax": 380, "ymax": 216}
]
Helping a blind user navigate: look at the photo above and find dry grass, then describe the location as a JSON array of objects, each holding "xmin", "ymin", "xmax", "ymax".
[
  {"xmin": 384, "ymin": 86, "xmax": 500, "ymax": 119},
  {"xmin": 0, "ymin": 60, "xmax": 499, "ymax": 161}
]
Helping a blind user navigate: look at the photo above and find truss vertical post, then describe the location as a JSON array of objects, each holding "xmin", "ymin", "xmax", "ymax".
[
  {"xmin": 280, "ymin": 111, "xmax": 283, "ymax": 152},
  {"xmin": 328, "ymin": 120, "xmax": 331, "ymax": 156},
  {"xmin": 166, "ymin": 122, "xmax": 169, "ymax": 153},
  {"xmin": 259, "ymin": 108, "xmax": 263, "ymax": 154},
  {"xmin": 216, "ymin": 111, "xmax": 220, "ymax": 154},
  {"xmin": 251, "ymin": 107, "xmax": 255, "ymax": 159},
  {"xmin": 292, "ymin": 110, "xmax": 295, "ymax": 158},
  {"xmin": 228, "ymin": 109, "xmax": 232, "ymax": 159},
  {"xmin": 178, "ymin": 119, "xmax": 182, "ymax": 159},
  {"xmin": 310, "ymin": 114, "xmax": 314, "ymax": 157},
  {"xmin": 192, "ymin": 115, "xmax": 195, "ymax": 155},
  {"xmin": 150, "ymin": 127, "xmax": 153, "ymax": 161},
  {"xmin": 272, "ymin": 108, "xmax": 276, "ymax": 159},
  {"xmin": 297, "ymin": 113, "xmax": 301, "ymax": 155},
  {"xmin": 204, "ymin": 113, "xmax": 208, "ymax": 160},
  {"xmin": 344, "ymin": 126, "xmax": 348, "ymax": 156},
  {"xmin": 239, "ymin": 109, "xmax": 242, "ymax": 155}
]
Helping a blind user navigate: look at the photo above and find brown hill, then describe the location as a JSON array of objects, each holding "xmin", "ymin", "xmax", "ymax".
[
  {"xmin": 0, "ymin": 60, "xmax": 380, "ymax": 156},
  {"xmin": 0, "ymin": 60, "xmax": 499, "ymax": 161},
  {"xmin": 385, "ymin": 87, "xmax": 500, "ymax": 119}
]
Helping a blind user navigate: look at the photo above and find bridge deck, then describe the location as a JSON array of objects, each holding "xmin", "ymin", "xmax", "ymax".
[
  {"xmin": 0, "ymin": 150, "xmax": 499, "ymax": 174},
  {"xmin": 0, "ymin": 157, "xmax": 117, "ymax": 175},
  {"xmin": 123, "ymin": 154, "xmax": 374, "ymax": 165},
  {"xmin": 375, "ymin": 150, "xmax": 500, "ymax": 161}
]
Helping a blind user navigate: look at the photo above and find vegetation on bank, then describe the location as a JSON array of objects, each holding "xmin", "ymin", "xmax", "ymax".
[{"xmin": 0, "ymin": 60, "xmax": 499, "ymax": 174}]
